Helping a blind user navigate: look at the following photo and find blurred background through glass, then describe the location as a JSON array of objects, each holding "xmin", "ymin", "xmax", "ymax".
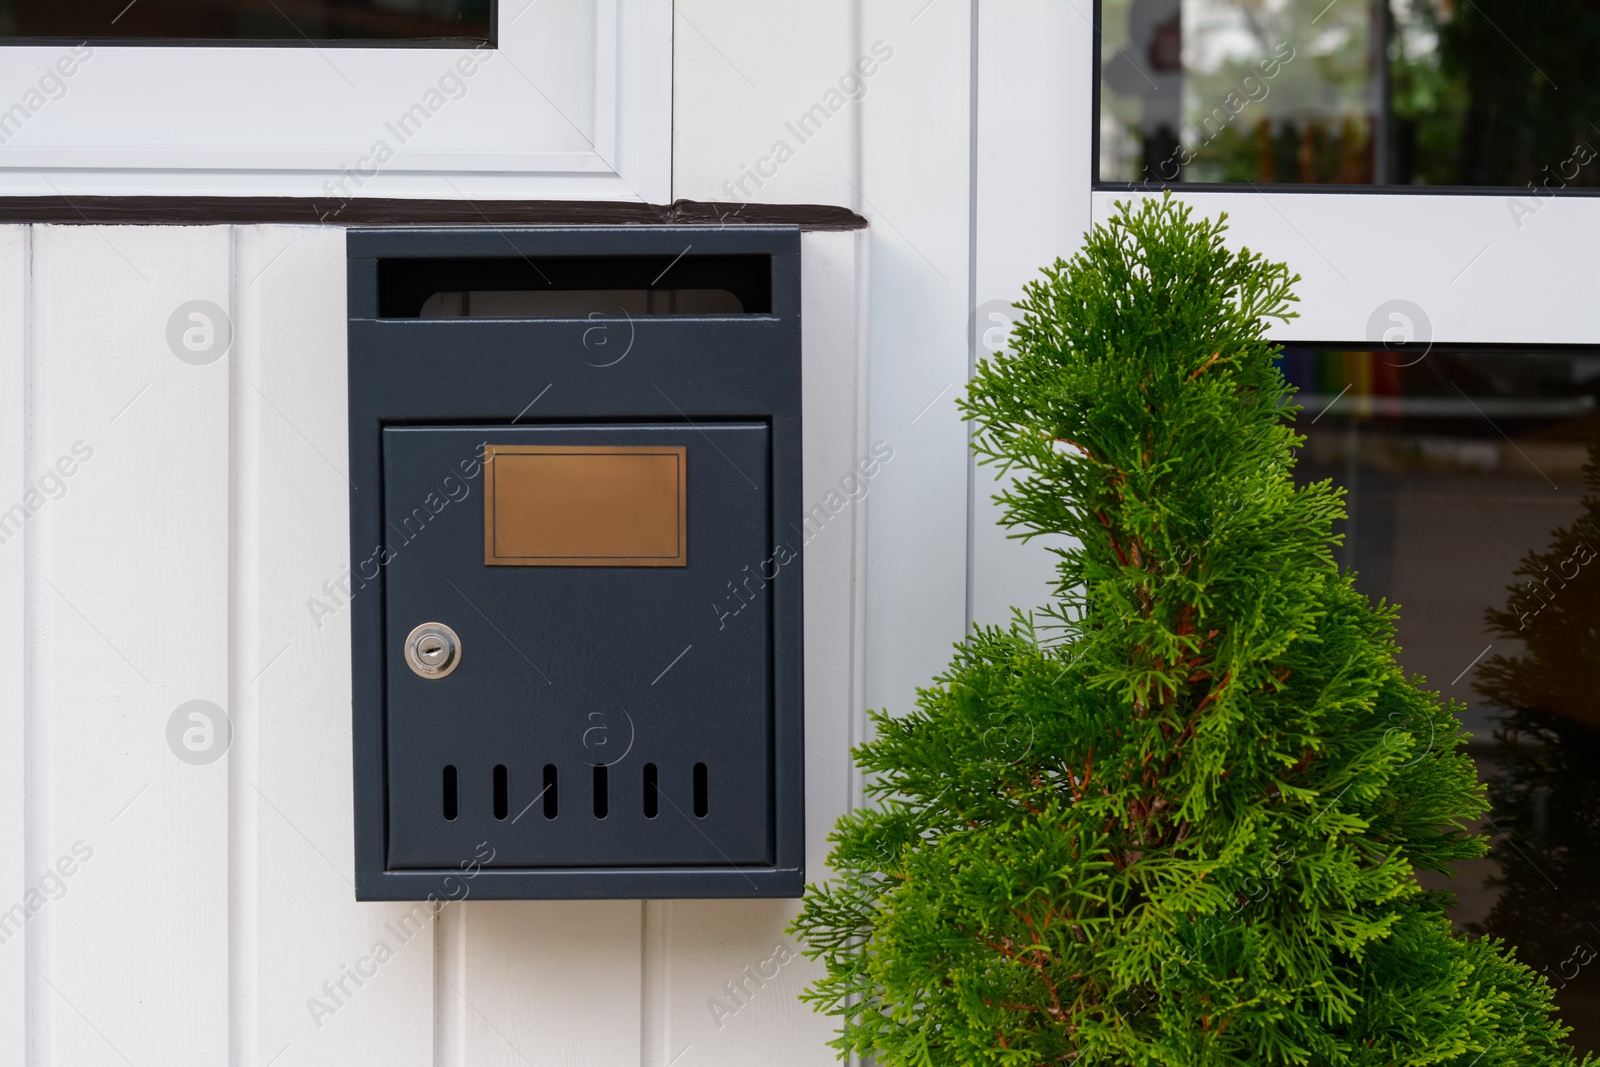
[{"xmin": 1100, "ymin": 0, "xmax": 1600, "ymax": 187}]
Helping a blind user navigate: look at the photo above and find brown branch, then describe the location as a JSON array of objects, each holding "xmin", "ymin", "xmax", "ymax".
[
  {"xmin": 1053, "ymin": 437, "xmax": 1097, "ymax": 462},
  {"xmin": 1096, "ymin": 511, "xmax": 1130, "ymax": 567},
  {"xmin": 1193, "ymin": 671, "xmax": 1233, "ymax": 715},
  {"xmin": 1173, "ymin": 604, "xmax": 1194, "ymax": 637},
  {"xmin": 989, "ymin": 999, "xmax": 1050, "ymax": 1014},
  {"xmin": 1189, "ymin": 351, "xmax": 1222, "ymax": 381}
]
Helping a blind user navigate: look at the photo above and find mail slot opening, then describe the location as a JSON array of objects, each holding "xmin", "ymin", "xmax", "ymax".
[{"xmin": 377, "ymin": 254, "xmax": 772, "ymax": 318}]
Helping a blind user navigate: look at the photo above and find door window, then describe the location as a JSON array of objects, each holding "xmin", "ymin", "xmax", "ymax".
[
  {"xmin": 1098, "ymin": 0, "xmax": 1599, "ymax": 188},
  {"xmin": 1288, "ymin": 344, "xmax": 1600, "ymax": 1053}
]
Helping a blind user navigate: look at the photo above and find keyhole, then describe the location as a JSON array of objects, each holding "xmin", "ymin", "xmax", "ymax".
[{"xmin": 404, "ymin": 622, "xmax": 461, "ymax": 679}]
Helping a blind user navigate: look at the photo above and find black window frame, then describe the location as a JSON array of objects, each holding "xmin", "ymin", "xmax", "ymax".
[{"xmin": 0, "ymin": 0, "xmax": 497, "ymax": 48}]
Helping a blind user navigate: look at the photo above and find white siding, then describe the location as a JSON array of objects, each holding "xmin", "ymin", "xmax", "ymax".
[
  {"xmin": 1, "ymin": 224, "xmax": 26, "ymax": 1067},
  {"xmin": 1, "ymin": 222, "xmax": 867, "ymax": 1066},
  {"xmin": 28, "ymin": 225, "xmax": 234, "ymax": 1066},
  {"xmin": 233, "ymin": 225, "xmax": 437, "ymax": 1067}
]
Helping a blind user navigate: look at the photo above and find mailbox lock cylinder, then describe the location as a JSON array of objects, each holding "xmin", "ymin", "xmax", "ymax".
[{"xmin": 404, "ymin": 622, "xmax": 461, "ymax": 679}]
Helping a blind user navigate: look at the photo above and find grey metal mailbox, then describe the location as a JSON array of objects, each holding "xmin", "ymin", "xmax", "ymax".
[{"xmin": 346, "ymin": 227, "xmax": 804, "ymax": 900}]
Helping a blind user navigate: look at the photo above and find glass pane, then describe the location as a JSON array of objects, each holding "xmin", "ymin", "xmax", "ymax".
[
  {"xmin": 1099, "ymin": 0, "xmax": 1599, "ymax": 187},
  {"xmin": 1286, "ymin": 345, "xmax": 1600, "ymax": 1052},
  {"xmin": 0, "ymin": 0, "xmax": 492, "ymax": 43}
]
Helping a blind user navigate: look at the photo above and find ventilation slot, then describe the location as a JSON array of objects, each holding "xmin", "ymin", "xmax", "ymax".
[
  {"xmin": 493, "ymin": 764, "xmax": 508, "ymax": 821},
  {"xmin": 693, "ymin": 762, "xmax": 709, "ymax": 819},
  {"xmin": 542, "ymin": 764, "xmax": 559, "ymax": 820},
  {"xmin": 642, "ymin": 763, "xmax": 658, "ymax": 819},
  {"xmin": 593, "ymin": 765, "xmax": 609, "ymax": 819},
  {"xmin": 377, "ymin": 254, "xmax": 773, "ymax": 318},
  {"xmin": 442, "ymin": 765, "xmax": 458, "ymax": 821}
]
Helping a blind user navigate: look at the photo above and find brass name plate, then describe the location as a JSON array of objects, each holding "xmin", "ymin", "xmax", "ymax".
[{"xmin": 483, "ymin": 445, "xmax": 687, "ymax": 567}]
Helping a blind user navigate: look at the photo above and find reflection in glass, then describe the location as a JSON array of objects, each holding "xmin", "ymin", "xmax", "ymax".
[
  {"xmin": 0, "ymin": 0, "xmax": 492, "ymax": 43},
  {"xmin": 1286, "ymin": 346, "xmax": 1600, "ymax": 1052},
  {"xmin": 1471, "ymin": 422, "xmax": 1600, "ymax": 1037},
  {"xmin": 1099, "ymin": 0, "xmax": 1600, "ymax": 187}
]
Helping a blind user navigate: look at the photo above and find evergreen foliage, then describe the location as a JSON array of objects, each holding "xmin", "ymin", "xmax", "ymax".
[{"xmin": 789, "ymin": 195, "xmax": 1587, "ymax": 1066}]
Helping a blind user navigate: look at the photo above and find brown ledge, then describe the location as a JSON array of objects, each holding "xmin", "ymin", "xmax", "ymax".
[{"xmin": 0, "ymin": 196, "xmax": 869, "ymax": 230}]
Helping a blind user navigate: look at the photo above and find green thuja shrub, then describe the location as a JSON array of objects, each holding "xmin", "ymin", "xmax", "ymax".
[{"xmin": 789, "ymin": 195, "xmax": 1586, "ymax": 1066}]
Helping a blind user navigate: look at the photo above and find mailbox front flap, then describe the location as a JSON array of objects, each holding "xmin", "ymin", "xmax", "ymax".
[{"xmin": 381, "ymin": 423, "xmax": 775, "ymax": 869}]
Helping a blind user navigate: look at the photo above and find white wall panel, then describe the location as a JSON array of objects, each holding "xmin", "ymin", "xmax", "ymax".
[
  {"xmin": 457, "ymin": 901, "xmax": 643, "ymax": 1066},
  {"xmin": 1092, "ymin": 190, "xmax": 1600, "ymax": 345},
  {"xmin": 672, "ymin": 0, "xmax": 860, "ymax": 207},
  {"xmin": 0, "ymin": 224, "xmax": 26, "ymax": 1067},
  {"xmin": 860, "ymin": 0, "xmax": 974, "ymax": 720},
  {"xmin": 661, "ymin": 901, "xmax": 819, "ymax": 1067},
  {"xmin": 969, "ymin": 0, "xmax": 1094, "ymax": 630},
  {"xmin": 233, "ymin": 225, "xmax": 437, "ymax": 1067},
  {"xmin": 29, "ymin": 224, "xmax": 232, "ymax": 1063},
  {"xmin": 794, "ymin": 229, "xmax": 871, "ymax": 890}
]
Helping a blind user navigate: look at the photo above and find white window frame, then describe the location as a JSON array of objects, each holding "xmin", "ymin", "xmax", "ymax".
[
  {"xmin": 1085, "ymin": 0, "xmax": 1600, "ymax": 347},
  {"xmin": 0, "ymin": 0, "xmax": 671, "ymax": 202},
  {"xmin": 1092, "ymin": 191, "xmax": 1600, "ymax": 346}
]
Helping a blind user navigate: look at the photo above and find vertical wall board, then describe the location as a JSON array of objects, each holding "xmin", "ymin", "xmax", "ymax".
[
  {"xmin": 671, "ymin": 0, "xmax": 859, "ymax": 207},
  {"xmin": 671, "ymin": 11, "xmax": 874, "ymax": 1059},
  {"xmin": 654, "ymin": 229, "xmax": 867, "ymax": 1067},
  {"xmin": 662, "ymin": 900, "xmax": 822, "ymax": 1066},
  {"xmin": 796, "ymin": 229, "xmax": 869, "ymax": 881},
  {"xmin": 859, "ymin": 0, "xmax": 974, "ymax": 720},
  {"xmin": 234, "ymin": 225, "xmax": 435, "ymax": 1067},
  {"xmin": 457, "ymin": 901, "xmax": 643, "ymax": 1066},
  {"xmin": 0, "ymin": 225, "xmax": 25, "ymax": 1067},
  {"xmin": 28, "ymin": 224, "xmax": 232, "ymax": 1064},
  {"xmin": 969, "ymin": 0, "xmax": 1094, "ymax": 629}
]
